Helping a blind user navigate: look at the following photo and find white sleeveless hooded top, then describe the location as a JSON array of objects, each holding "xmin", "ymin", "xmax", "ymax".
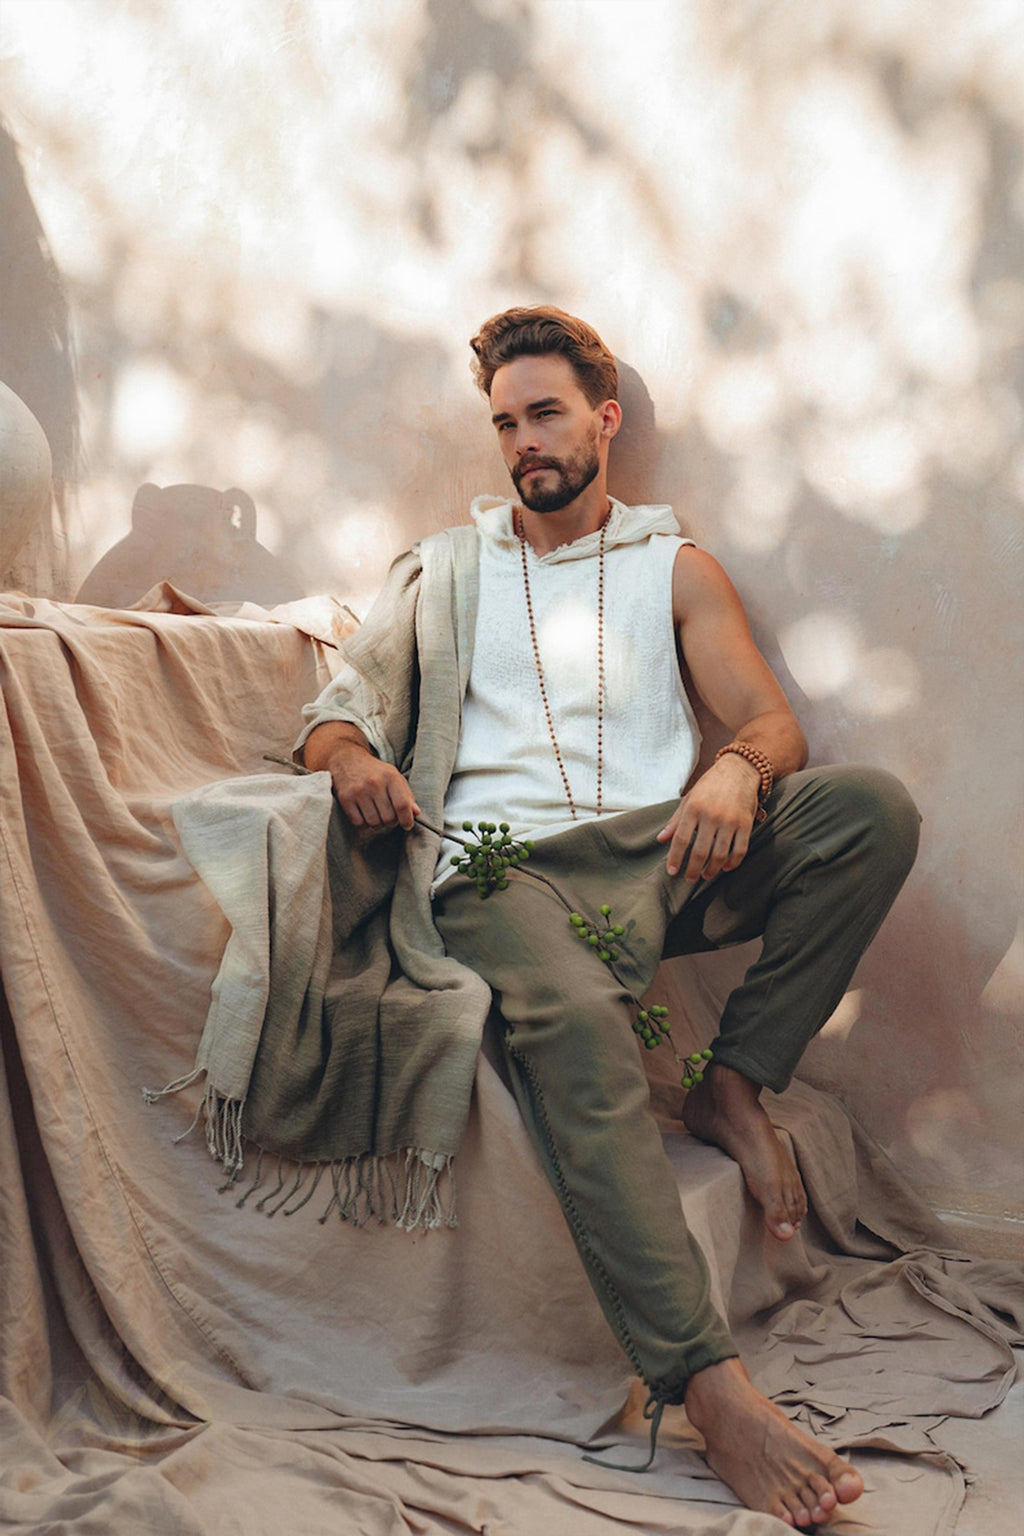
[{"xmin": 435, "ymin": 496, "xmax": 700, "ymax": 883}]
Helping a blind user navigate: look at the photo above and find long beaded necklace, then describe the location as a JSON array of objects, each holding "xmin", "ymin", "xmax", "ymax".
[{"xmin": 516, "ymin": 507, "xmax": 610, "ymax": 820}]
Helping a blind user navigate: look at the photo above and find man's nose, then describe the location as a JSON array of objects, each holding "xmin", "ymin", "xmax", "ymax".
[{"xmin": 515, "ymin": 425, "xmax": 539, "ymax": 456}]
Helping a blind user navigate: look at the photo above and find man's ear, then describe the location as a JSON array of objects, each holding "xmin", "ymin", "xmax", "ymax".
[{"xmin": 599, "ymin": 399, "xmax": 623, "ymax": 440}]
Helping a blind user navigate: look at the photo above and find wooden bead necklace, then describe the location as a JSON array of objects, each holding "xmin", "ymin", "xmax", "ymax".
[{"xmin": 516, "ymin": 507, "xmax": 610, "ymax": 821}]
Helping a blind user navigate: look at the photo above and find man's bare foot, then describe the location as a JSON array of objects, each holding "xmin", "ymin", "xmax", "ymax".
[
  {"xmin": 686, "ymin": 1357, "xmax": 863, "ymax": 1527},
  {"xmin": 682, "ymin": 1063, "xmax": 807, "ymax": 1240}
]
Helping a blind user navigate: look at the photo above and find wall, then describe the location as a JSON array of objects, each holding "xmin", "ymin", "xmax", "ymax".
[{"xmin": 1, "ymin": 0, "xmax": 1021, "ymax": 1245}]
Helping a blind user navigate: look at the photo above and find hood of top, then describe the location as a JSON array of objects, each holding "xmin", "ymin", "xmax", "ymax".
[{"xmin": 469, "ymin": 495, "xmax": 681, "ymax": 563}]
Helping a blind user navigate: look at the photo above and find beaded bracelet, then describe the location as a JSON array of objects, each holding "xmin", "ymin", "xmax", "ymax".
[{"xmin": 715, "ymin": 741, "xmax": 774, "ymax": 820}]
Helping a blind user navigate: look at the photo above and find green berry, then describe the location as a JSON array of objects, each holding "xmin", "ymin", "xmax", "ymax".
[
  {"xmin": 612, "ymin": 925, "xmax": 625, "ymax": 936},
  {"xmin": 599, "ymin": 904, "xmax": 611, "ymax": 917},
  {"xmin": 588, "ymin": 935, "xmax": 600, "ymax": 946},
  {"xmin": 682, "ymin": 1076, "xmax": 694, "ymax": 1089},
  {"xmin": 693, "ymin": 1071, "xmax": 704, "ymax": 1083},
  {"xmin": 689, "ymin": 1053, "xmax": 703, "ymax": 1065},
  {"xmin": 701, "ymin": 1049, "xmax": 713, "ymax": 1060},
  {"xmin": 599, "ymin": 949, "xmax": 611, "ymax": 961},
  {"xmin": 462, "ymin": 821, "xmax": 473, "ymax": 832},
  {"xmin": 500, "ymin": 822, "xmax": 510, "ymax": 833},
  {"xmin": 644, "ymin": 1037, "xmax": 658, "ymax": 1050},
  {"xmin": 569, "ymin": 913, "xmax": 584, "ymax": 926},
  {"xmin": 638, "ymin": 1010, "xmax": 649, "ymax": 1022}
]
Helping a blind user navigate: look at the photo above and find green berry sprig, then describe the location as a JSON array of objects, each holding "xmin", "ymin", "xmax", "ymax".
[
  {"xmin": 633, "ymin": 1004, "xmax": 671, "ymax": 1051},
  {"xmin": 567, "ymin": 901, "xmax": 713, "ymax": 1088},
  {"xmin": 414, "ymin": 815, "xmax": 714, "ymax": 1090},
  {"xmin": 680, "ymin": 1049, "xmax": 714, "ymax": 1089},
  {"xmin": 447, "ymin": 821, "xmax": 535, "ymax": 898},
  {"xmin": 567, "ymin": 902, "xmax": 625, "ymax": 962}
]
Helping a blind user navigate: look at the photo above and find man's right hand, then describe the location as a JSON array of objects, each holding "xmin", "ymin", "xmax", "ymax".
[{"xmin": 302, "ymin": 723, "xmax": 420, "ymax": 831}]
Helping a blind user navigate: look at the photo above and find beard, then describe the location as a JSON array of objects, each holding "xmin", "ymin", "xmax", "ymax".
[{"xmin": 511, "ymin": 430, "xmax": 601, "ymax": 512}]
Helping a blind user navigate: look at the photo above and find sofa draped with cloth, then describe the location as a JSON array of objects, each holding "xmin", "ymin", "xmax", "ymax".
[{"xmin": 1, "ymin": 589, "xmax": 1021, "ymax": 1536}]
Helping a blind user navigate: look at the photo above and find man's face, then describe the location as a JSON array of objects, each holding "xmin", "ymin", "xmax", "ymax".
[{"xmin": 489, "ymin": 354, "xmax": 607, "ymax": 514}]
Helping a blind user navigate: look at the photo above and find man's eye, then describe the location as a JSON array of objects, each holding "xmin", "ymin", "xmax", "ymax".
[{"xmin": 496, "ymin": 421, "xmax": 514, "ymax": 432}]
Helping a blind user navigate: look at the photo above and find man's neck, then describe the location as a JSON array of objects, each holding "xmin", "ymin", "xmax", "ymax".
[{"xmin": 516, "ymin": 482, "xmax": 614, "ymax": 555}]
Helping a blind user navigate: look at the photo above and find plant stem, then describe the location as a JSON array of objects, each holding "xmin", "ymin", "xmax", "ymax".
[{"xmin": 414, "ymin": 815, "xmax": 686, "ymax": 1064}]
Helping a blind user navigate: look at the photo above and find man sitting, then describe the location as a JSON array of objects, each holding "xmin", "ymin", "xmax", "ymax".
[{"xmin": 299, "ymin": 306, "xmax": 920, "ymax": 1528}]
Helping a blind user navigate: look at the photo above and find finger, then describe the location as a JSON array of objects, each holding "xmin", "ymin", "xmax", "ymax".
[
  {"xmin": 384, "ymin": 770, "xmax": 420, "ymax": 830},
  {"xmin": 656, "ymin": 809, "xmax": 683, "ymax": 844},
  {"xmin": 717, "ymin": 825, "xmax": 753, "ymax": 874},
  {"xmin": 338, "ymin": 794, "xmax": 367, "ymax": 828},
  {"xmin": 395, "ymin": 790, "xmax": 418, "ymax": 831},
  {"xmin": 721, "ymin": 818, "xmax": 751, "ymax": 870},
  {"xmin": 666, "ymin": 817, "xmax": 696, "ymax": 878},
  {"xmin": 683, "ymin": 832, "xmax": 714, "ymax": 882},
  {"xmin": 700, "ymin": 829, "xmax": 737, "ymax": 880},
  {"xmin": 366, "ymin": 788, "xmax": 401, "ymax": 828},
  {"xmin": 665, "ymin": 821, "xmax": 697, "ymax": 876}
]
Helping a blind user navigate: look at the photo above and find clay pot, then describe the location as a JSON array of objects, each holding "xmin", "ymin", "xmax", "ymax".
[
  {"xmin": 0, "ymin": 380, "xmax": 53, "ymax": 574},
  {"xmin": 75, "ymin": 483, "xmax": 305, "ymax": 607}
]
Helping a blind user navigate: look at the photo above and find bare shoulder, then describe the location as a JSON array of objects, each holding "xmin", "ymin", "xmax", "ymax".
[
  {"xmin": 671, "ymin": 544, "xmax": 752, "ymax": 630},
  {"xmin": 669, "ymin": 544, "xmax": 797, "ymax": 732}
]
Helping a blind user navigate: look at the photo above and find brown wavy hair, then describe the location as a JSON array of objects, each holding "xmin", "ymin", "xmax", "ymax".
[{"xmin": 469, "ymin": 306, "xmax": 618, "ymax": 406}]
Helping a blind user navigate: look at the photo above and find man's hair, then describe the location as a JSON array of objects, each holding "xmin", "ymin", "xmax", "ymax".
[{"xmin": 469, "ymin": 306, "xmax": 618, "ymax": 406}]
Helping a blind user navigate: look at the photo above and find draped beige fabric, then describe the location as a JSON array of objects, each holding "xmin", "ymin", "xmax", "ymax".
[{"xmin": 1, "ymin": 593, "xmax": 1020, "ymax": 1535}]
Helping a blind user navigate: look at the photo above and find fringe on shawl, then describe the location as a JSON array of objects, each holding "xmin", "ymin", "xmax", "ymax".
[{"xmin": 143, "ymin": 1077, "xmax": 457, "ymax": 1233}]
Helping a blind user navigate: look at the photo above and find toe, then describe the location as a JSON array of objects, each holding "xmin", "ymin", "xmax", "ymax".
[
  {"xmin": 834, "ymin": 1467, "xmax": 864, "ymax": 1504},
  {"xmin": 798, "ymin": 1480, "xmax": 827, "ymax": 1526},
  {"xmin": 769, "ymin": 1208, "xmax": 796, "ymax": 1241},
  {"xmin": 779, "ymin": 1488, "xmax": 813, "ymax": 1528},
  {"xmin": 806, "ymin": 1474, "xmax": 836, "ymax": 1513},
  {"xmin": 772, "ymin": 1497, "xmax": 796, "ymax": 1527}
]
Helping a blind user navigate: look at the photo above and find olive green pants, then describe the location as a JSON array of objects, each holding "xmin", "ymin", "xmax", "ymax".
[{"xmin": 433, "ymin": 766, "xmax": 920, "ymax": 1404}]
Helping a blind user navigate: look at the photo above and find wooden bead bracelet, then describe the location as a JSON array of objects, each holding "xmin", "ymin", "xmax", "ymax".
[{"xmin": 714, "ymin": 741, "xmax": 774, "ymax": 821}]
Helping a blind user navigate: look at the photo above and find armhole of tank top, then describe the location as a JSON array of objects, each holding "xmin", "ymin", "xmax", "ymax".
[{"xmin": 665, "ymin": 537, "xmax": 701, "ymax": 722}]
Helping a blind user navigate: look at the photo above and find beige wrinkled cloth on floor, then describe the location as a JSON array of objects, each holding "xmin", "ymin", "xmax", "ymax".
[{"xmin": 1, "ymin": 591, "xmax": 1021, "ymax": 1536}]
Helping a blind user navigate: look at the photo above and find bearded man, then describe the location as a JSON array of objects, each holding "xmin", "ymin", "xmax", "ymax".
[{"xmin": 298, "ymin": 307, "xmax": 920, "ymax": 1528}]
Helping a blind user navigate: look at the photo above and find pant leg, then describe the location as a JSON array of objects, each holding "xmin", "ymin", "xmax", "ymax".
[
  {"xmin": 664, "ymin": 764, "xmax": 921, "ymax": 1091},
  {"xmin": 433, "ymin": 847, "xmax": 736, "ymax": 1404},
  {"xmin": 432, "ymin": 763, "xmax": 919, "ymax": 1397}
]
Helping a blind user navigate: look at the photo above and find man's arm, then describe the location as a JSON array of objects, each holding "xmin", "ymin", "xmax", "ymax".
[
  {"xmin": 303, "ymin": 720, "xmax": 421, "ymax": 832},
  {"xmin": 658, "ymin": 546, "xmax": 807, "ymax": 881},
  {"xmin": 296, "ymin": 547, "xmax": 424, "ymax": 833}
]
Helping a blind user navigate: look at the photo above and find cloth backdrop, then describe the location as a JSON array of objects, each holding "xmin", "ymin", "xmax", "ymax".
[{"xmin": 1, "ymin": 592, "xmax": 1021, "ymax": 1536}]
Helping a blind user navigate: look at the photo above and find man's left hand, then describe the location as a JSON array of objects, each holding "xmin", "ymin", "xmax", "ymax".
[{"xmin": 657, "ymin": 754, "xmax": 762, "ymax": 882}]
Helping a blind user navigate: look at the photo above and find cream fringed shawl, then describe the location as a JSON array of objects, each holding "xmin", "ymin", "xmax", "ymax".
[{"xmin": 147, "ymin": 526, "xmax": 491, "ymax": 1230}]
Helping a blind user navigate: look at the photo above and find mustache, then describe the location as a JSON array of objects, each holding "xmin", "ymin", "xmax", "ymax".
[{"xmin": 514, "ymin": 457, "xmax": 560, "ymax": 477}]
